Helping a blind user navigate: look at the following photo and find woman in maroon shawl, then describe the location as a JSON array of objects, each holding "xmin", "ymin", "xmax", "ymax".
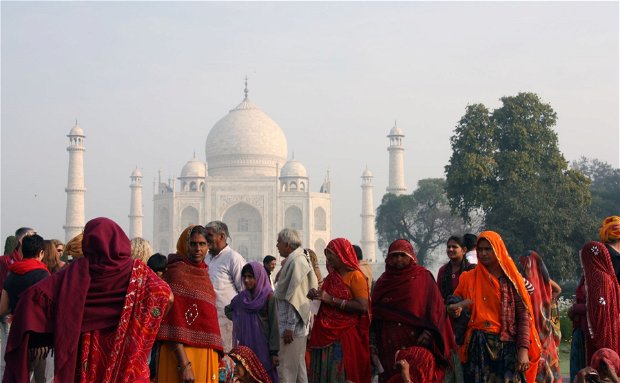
[
  {"xmin": 580, "ymin": 241, "xmax": 620, "ymax": 364},
  {"xmin": 156, "ymin": 225, "xmax": 223, "ymax": 383},
  {"xmin": 371, "ymin": 239, "xmax": 454, "ymax": 383},
  {"xmin": 3, "ymin": 217, "xmax": 173, "ymax": 382},
  {"xmin": 307, "ymin": 237, "xmax": 371, "ymax": 383}
]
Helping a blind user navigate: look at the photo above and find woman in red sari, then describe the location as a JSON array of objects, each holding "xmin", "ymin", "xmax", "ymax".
[
  {"xmin": 580, "ymin": 241, "xmax": 620, "ymax": 363},
  {"xmin": 371, "ymin": 239, "xmax": 454, "ymax": 383},
  {"xmin": 307, "ymin": 237, "xmax": 371, "ymax": 383},
  {"xmin": 3, "ymin": 217, "xmax": 173, "ymax": 382},
  {"xmin": 518, "ymin": 250, "xmax": 562, "ymax": 382},
  {"xmin": 157, "ymin": 225, "xmax": 224, "ymax": 383}
]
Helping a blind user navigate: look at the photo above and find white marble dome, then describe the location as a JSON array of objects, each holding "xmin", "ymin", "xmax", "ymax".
[
  {"xmin": 131, "ymin": 167, "xmax": 142, "ymax": 178},
  {"xmin": 362, "ymin": 168, "xmax": 373, "ymax": 177},
  {"xmin": 69, "ymin": 123, "xmax": 84, "ymax": 136},
  {"xmin": 180, "ymin": 157, "xmax": 206, "ymax": 178},
  {"xmin": 205, "ymin": 94, "xmax": 288, "ymax": 177},
  {"xmin": 280, "ymin": 159, "xmax": 308, "ymax": 178},
  {"xmin": 388, "ymin": 124, "xmax": 404, "ymax": 136}
]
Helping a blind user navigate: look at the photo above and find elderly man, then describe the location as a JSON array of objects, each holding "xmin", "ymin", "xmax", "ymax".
[
  {"xmin": 274, "ymin": 228, "xmax": 318, "ymax": 383},
  {"xmin": 204, "ymin": 221, "xmax": 246, "ymax": 352}
]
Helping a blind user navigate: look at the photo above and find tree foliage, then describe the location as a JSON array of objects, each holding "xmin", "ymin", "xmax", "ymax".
[
  {"xmin": 572, "ymin": 157, "xmax": 620, "ymax": 220},
  {"xmin": 375, "ymin": 178, "xmax": 473, "ymax": 267},
  {"xmin": 445, "ymin": 92, "xmax": 594, "ymax": 280}
]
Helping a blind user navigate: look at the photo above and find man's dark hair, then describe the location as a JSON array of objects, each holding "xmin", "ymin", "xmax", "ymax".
[
  {"xmin": 352, "ymin": 245, "xmax": 363, "ymax": 261},
  {"xmin": 147, "ymin": 253, "xmax": 167, "ymax": 273},
  {"xmin": 15, "ymin": 227, "xmax": 35, "ymax": 241},
  {"xmin": 463, "ymin": 233, "xmax": 477, "ymax": 251},
  {"xmin": 263, "ymin": 255, "xmax": 276, "ymax": 265},
  {"xmin": 21, "ymin": 234, "xmax": 45, "ymax": 259}
]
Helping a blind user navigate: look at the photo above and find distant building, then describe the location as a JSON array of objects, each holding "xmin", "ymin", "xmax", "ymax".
[
  {"xmin": 152, "ymin": 82, "xmax": 331, "ymax": 261},
  {"xmin": 64, "ymin": 121, "xmax": 86, "ymax": 242}
]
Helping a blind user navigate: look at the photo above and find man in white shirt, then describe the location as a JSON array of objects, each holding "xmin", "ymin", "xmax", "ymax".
[
  {"xmin": 274, "ymin": 228, "xmax": 318, "ymax": 383},
  {"xmin": 204, "ymin": 221, "xmax": 246, "ymax": 352},
  {"xmin": 464, "ymin": 233, "xmax": 478, "ymax": 264}
]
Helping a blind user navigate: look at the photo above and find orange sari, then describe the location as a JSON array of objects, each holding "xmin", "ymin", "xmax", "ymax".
[{"xmin": 453, "ymin": 231, "xmax": 541, "ymax": 383}]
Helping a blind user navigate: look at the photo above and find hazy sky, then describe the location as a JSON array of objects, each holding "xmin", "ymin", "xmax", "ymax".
[{"xmin": 2, "ymin": 2, "xmax": 618, "ymax": 251}]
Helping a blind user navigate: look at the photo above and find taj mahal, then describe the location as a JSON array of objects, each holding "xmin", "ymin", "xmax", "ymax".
[{"xmin": 62, "ymin": 80, "xmax": 408, "ymax": 265}]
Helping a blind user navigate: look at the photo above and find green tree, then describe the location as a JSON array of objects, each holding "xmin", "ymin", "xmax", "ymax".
[
  {"xmin": 375, "ymin": 178, "xmax": 472, "ymax": 266},
  {"xmin": 572, "ymin": 157, "xmax": 620, "ymax": 220},
  {"xmin": 445, "ymin": 92, "xmax": 593, "ymax": 280}
]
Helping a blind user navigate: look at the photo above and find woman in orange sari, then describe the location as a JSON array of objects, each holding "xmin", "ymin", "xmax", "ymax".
[
  {"xmin": 448, "ymin": 231, "xmax": 541, "ymax": 383},
  {"xmin": 307, "ymin": 237, "xmax": 371, "ymax": 383},
  {"xmin": 157, "ymin": 225, "xmax": 223, "ymax": 383}
]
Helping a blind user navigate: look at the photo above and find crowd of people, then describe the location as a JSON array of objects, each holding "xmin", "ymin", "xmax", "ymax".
[{"xmin": 0, "ymin": 215, "xmax": 618, "ymax": 383}]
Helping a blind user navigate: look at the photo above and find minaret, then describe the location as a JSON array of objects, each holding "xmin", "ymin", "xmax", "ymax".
[
  {"xmin": 360, "ymin": 167, "xmax": 377, "ymax": 262},
  {"xmin": 129, "ymin": 167, "xmax": 143, "ymax": 238},
  {"xmin": 387, "ymin": 121, "xmax": 406, "ymax": 195},
  {"xmin": 64, "ymin": 121, "xmax": 86, "ymax": 242}
]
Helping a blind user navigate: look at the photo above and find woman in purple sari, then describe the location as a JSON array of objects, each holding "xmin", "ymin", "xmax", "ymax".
[{"xmin": 225, "ymin": 261, "xmax": 280, "ymax": 383}]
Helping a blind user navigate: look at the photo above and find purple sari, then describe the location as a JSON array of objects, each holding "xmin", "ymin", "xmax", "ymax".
[{"xmin": 229, "ymin": 261, "xmax": 278, "ymax": 383}]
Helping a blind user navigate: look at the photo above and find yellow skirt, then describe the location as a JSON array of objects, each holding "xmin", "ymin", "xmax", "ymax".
[{"xmin": 157, "ymin": 343, "xmax": 218, "ymax": 383}]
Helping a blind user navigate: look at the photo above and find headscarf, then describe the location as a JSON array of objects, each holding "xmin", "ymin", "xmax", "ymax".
[
  {"xmin": 310, "ymin": 238, "xmax": 371, "ymax": 383},
  {"xmin": 453, "ymin": 231, "xmax": 541, "ymax": 382},
  {"xmin": 4, "ymin": 217, "xmax": 134, "ymax": 382},
  {"xmin": 64, "ymin": 232, "xmax": 84, "ymax": 258},
  {"xmin": 590, "ymin": 348, "xmax": 620, "ymax": 377},
  {"xmin": 325, "ymin": 237, "xmax": 361, "ymax": 271},
  {"xmin": 600, "ymin": 216, "xmax": 620, "ymax": 243},
  {"xmin": 518, "ymin": 250, "xmax": 560, "ymax": 382},
  {"xmin": 387, "ymin": 239, "xmax": 417, "ymax": 266},
  {"xmin": 228, "ymin": 262, "xmax": 276, "ymax": 381},
  {"xmin": 229, "ymin": 345, "xmax": 272, "ymax": 383},
  {"xmin": 157, "ymin": 225, "xmax": 223, "ymax": 350},
  {"xmin": 580, "ymin": 241, "xmax": 620, "ymax": 362},
  {"xmin": 372, "ymin": 239, "xmax": 454, "ymax": 369}
]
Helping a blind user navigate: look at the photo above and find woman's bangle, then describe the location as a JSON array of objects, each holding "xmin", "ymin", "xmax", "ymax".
[
  {"xmin": 177, "ymin": 361, "xmax": 192, "ymax": 373},
  {"xmin": 340, "ymin": 299, "xmax": 347, "ymax": 310}
]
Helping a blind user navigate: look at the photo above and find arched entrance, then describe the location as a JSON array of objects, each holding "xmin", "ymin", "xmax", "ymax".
[{"xmin": 222, "ymin": 202, "xmax": 263, "ymax": 262}]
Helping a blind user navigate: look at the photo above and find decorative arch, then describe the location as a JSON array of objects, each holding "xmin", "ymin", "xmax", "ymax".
[
  {"xmin": 289, "ymin": 182, "xmax": 297, "ymax": 191},
  {"xmin": 281, "ymin": 183, "xmax": 287, "ymax": 192},
  {"xmin": 190, "ymin": 181, "xmax": 197, "ymax": 191},
  {"xmin": 181, "ymin": 206, "xmax": 199, "ymax": 228},
  {"xmin": 314, "ymin": 207, "xmax": 326, "ymax": 231},
  {"xmin": 285, "ymin": 206, "xmax": 303, "ymax": 230},
  {"xmin": 200, "ymin": 182, "xmax": 205, "ymax": 191},
  {"xmin": 222, "ymin": 202, "xmax": 263, "ymax": 262},
  {"xmin": 299, "ymin": 181, "xmax": 306, "ymax": 191},
  {"xmin": 159, "ymin": 207, "xmax": 170, "ymax": 231}
]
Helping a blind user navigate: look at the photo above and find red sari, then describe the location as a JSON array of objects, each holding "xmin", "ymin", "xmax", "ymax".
[
  {"xmin": 371, "ymin": 239, "xmax": 454, "ymax": 383},
  {"xmin": 309, "ymin": 238, "xmax": 371, "ymax": 383},
  {"xmin": 3, "ymin": 217, "xmax": 172, "ymax": 383},
  {"xmin": 519, "ymin": 250, "xmax": 562, "ymax": 382},
  {"xmin": 580, "ymin": 241, "xmax": 620, "ymax": 363}
]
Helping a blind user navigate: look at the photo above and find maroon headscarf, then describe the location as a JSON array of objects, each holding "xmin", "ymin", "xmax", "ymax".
[
  {"xmin": 229, "ymin": 345, "xmax": 272, "ymax": 383},
  {"xmin": 590, "ymin": 348, "xmax": 620, "ymax": 377},
  {"xmin": 4, "ymin": 217, "xmax": 134, "ymax": 382},
  {"xmin": 580, "ymin": 241, "xmax": 620, "ymax": 362},
  {"xmin": 372, "ymin": 239, "xmax": 453, "ymax": 368}
]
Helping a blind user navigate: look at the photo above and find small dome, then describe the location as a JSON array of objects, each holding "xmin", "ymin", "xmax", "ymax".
[
  {"xmin": 131, "ymin": 167, "xmax": 142, "ymax": 177},
  {"xmin": 180, "ymin": 157, "xmax": 206, "ymax": 178},
  {"xmin": 388, "ymin": 124, "xmax": 404, "ymax": 137},
  {"xmin": 362, "ymin": 168, "xmax": 373, "ymax": 177},
  {"xmin": 280, "ymin": 159, "xmax": 308, "ymax": 178},
  {"xmin": 69, "ymin": 123, "xmax": 84, "ymax": 137}
]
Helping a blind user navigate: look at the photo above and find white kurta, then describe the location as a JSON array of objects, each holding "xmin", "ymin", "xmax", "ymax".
[{"xmin": 204, "ymin": 245, "xmax": 246, "ymax": 352}]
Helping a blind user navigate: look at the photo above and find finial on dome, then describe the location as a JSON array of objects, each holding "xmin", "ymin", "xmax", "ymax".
[
  {"xmin": 292, "ymin": 151, "xmax": 295, "ymax": 160},
  {"xmin": 244, "ymin": 75, "xmax": 248, "ymax": 100},
  {"xmin": 75, "ymin": 119, "xmax": 78, "ymax": 126},
  {"xmin": 394, "ymin": 120, "xmax": 397, "ymax": 127},
  {"xmin": 193, "ymin": 151, "xmax": 196, "ymax": 159}
]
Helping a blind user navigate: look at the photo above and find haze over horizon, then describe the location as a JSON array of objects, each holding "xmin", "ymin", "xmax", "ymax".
[{"xmin": 2, "ymin": 2, "xmax": 618, "ymax": 256}]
